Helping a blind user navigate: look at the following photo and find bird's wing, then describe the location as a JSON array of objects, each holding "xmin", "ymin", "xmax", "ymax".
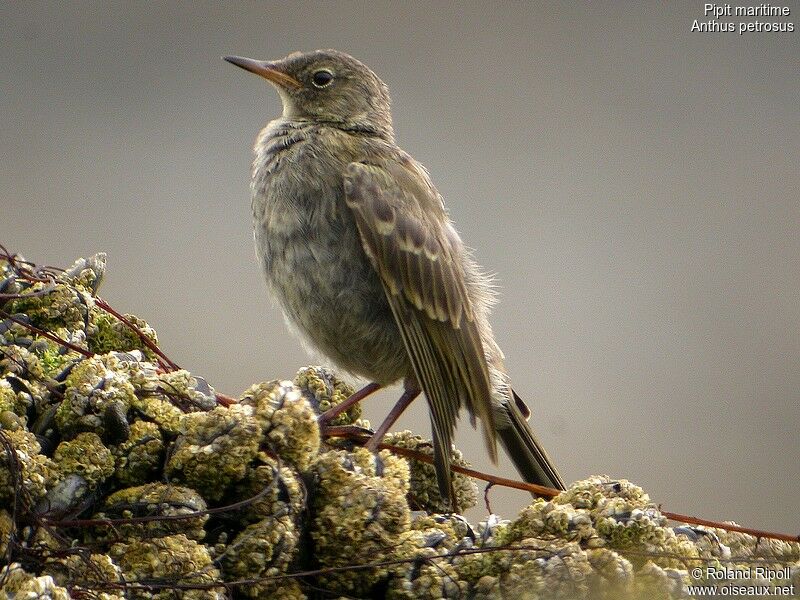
[{"xmin": 343, "ymin": 157, "xmax": 497, "ymax": 505}]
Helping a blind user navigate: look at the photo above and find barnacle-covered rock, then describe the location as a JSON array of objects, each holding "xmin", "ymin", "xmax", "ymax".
[
  {"xmin": 585, "ymin": 547, "xmax": 635, "ymax": 599},
  {"xmin": 312, "ymin": 447, "xmax": 411, "ymax": 594},
  {"xmin": 49, "ymin": 552, "xmax": 124, "ymax": 598},
  {"xmin": 710, "ymin": 523, "xmax": 800, "ymax": 562},
  {"xmin": 58, "ymin": 252, "xmax": 106, "ymax": 292},
  {"xmin": 294, "ymin": 365, "xmax": 367, "ymax": 427},
  {"xmin": 109, "ymin": 534, "xmax": 224, "ymax": 600},
  {"xmin": 6, "ymin": 280, "xmax": 92, "ymax": 334},
  {"xmin": 0, "ymin": 343, "xmax": 47, "ymax": 383},
  {"xmin": 230, "ymin": 454, "xmax": 305, "ymax": 524},
  {"xmin": 504, "ymin": 497, "xmax": 596, "ymax": 544},
  {"xmin": 632, "ymin": 560, "xmax": 688, "ymax": 599},
  {"xmin": 595, "ymin": 497, "xmax": 667, "ymax": 551},
  {"xmin": 0, "ymin": 375, "xmax": 33, "ymax": 418},
  {"xmin": 92, "ymin": 483, "xmax": 208, "ymax": 543},
  {"xmin": 386, "ymin": 535, "xmax": 467, "ymax": 599},
  {"xmin": 0, "ymin": 428, "xmax": 58, "ymax": 504},
  {"xmin": 153, "ymin": 369, "xmax": 216, "ymax": 412},
  {"xmin": 112, "ymin": 419, "xmax": 164, "ymax": 486},
  {"xmin": 0, "ymin": 563, "xmax": 70, "ymax": 600},
  {"xmin": 56, "ymin": 353, "xmax": 136, "ymax": 439},
  {"xmin": 124, "ymin": 362, "xmax": 198, "ymax": 435},
  {"xmin": 240, "ymin": 379, "xmax": 320, "ymax": 472},
  {"xmin": 383, "ymin": 430, "xmax": 478, "ymax": 513},
  {"xmin": 53, "ymin": 431, "xmax": 114, "ymax": 490},
  {"xmin": 165, "ymin": 404, "xmax": 261, "ymax": 502},
  {"xmin": 87, "ymin": 310, "xmax": 158, "ymax": 359},
  {"xmin": 3, "ymin": 251, "xmax": 798, "ymax": 600},
  {"xmin": 219, "ymin": 514, "xmax": 300, "ymax": 598},
  {"xmin": 0, "ymin": 509, "xmax": 13, "ymax": 557},
  {"xmin": 500, "ymin": 538, "xmax": 594, "ymax": 599}
]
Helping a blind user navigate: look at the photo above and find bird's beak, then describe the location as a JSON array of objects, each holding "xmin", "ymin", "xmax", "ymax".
[{"xmin": 223, "ymin": 55, "xmax": 302, "ymax": 90}]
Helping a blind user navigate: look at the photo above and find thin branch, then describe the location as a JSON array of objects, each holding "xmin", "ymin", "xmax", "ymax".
[
  {"xmin": 93, "ymin": 298, "xmax": 180, "ymax": 371},
  {"xmin": 324, "ymin": 428, "xmax": 800, "ymax": 544}
]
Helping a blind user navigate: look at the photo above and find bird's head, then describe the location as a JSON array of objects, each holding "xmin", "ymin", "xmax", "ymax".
[{"xmin": 224, "ymin": 49, "xmax": 393, "ymax": 139}]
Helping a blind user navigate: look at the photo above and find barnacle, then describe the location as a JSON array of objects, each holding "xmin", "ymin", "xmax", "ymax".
[
  {"xmin": 240, "ymin": 379, "xmax": 320, "ymax": 472},
  {"xmin": 59, "ymin": 252, "xmax": 106, "ymax": 294},
  {"xmin": 55, "ymin": 353, "xmax": 136, "ymax": 438},
  {"xmin": 311, "ymin": 447, "xmax": 411, "ymax": 594},
  {"xmin": 87, "ymin": 310, "xmax": 158, "ymax": 360},
  {"xmin": 230, "ymin": 454, "xmax": 305, "ymax": 524},
  {"xmin": 92, "ymin": 483, "xmax": 208, "ymax": 543},
  {"xmin": 109, "ymin": 534, "xmax": 224, "ymax": 599},
  {"xmin": 6, "ymin": 281, "xmax": 92, "ymax": 334},
  {"xmin": 219, "ymin": 515, "xmax": 299, "ymax": 598},
  {"xmin": 165, "ymin": 404, "xmax": 261, "ymax": 502},
  {"xmin": 0, "ymin": 563, "xmax": 70, "ymax": 600},
  {"xmin": 49, "ymin": 552, "xmax": 124, "ymax": 598},
  {"xmin": 112, "ymin": 419, "xmax": 164, "ymax": 486},
  {"xmin": 504, "ymin": 497, "xmax": 596, "ymax": 544},
  {"xmin": 53, "ymin": 431, "xmax": 115, "ymax": 490},
  {"xmin": 0, "ymin": 428, "xmax": 58, "ymax": 504},
  {"xmin": 383, "ymin": 430, "xmax": 477, "ymax": 514},
  {"xmin": 499, "ymin": 538, "xmax": 594, "ymax": 599},
  {"xmin": 294, "ymin": 365, "xmax": 367, "ymax": 427}
]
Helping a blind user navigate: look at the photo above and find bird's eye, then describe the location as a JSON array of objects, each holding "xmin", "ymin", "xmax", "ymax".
[{"xmin": 311, "ymin": 69, "xmax": 334, "ymax": 88}]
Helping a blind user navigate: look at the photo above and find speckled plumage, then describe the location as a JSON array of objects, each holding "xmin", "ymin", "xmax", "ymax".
[
  {"xmin": 251, "ymin": 120, "xmax": 410, "ymax": 384},
  {"xmin": 228, "ymin": 49, "xmax": 565, "ymax": 503}
]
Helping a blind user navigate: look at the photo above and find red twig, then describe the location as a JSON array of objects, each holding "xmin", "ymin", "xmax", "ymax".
[
  {"xmin": 0, "ymin": 310, "xmax": 92, "ymax": 358},
  {"xmin": 94, "ymin": 297, "xmax": 180, "ymax": 371},
  {"xmin": 324, "ymin": 428, "xmax": 800, "ymax": 544}
]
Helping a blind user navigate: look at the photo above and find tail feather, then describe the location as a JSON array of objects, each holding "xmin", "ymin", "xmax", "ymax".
[{"xmin": 497, "ymin": 389, "xmax": 566, "ymax": 491}]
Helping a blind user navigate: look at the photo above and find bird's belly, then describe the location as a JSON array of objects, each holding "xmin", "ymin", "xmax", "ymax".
[{"xmin": 253, "ymin": 193, "xmax": 409, "ymax": 385}]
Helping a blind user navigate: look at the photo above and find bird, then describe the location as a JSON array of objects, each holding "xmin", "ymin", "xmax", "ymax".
[{"xmin": 224, "ymin": 49, "xmax": 566, "ymax": 508}]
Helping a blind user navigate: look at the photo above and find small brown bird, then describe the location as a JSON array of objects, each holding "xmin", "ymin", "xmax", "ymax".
[{"xmin": 225, "ymin": 49, "xmax": 565, "ymax": 506}]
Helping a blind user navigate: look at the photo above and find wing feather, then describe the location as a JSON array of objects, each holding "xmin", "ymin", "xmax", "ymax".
[{"xmin": 343, "ymin": 159, "xmax": 498, "ymax": 505}]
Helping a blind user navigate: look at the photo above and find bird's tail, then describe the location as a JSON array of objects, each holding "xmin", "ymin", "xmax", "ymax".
[{"xmin": 496, "ymin": 389, "xmax": 566, "ymax": 492}]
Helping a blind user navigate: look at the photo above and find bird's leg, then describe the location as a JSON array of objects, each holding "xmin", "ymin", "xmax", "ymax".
[
  {"xmin": 318, "ymin": 381, "xmax": 381, "ymax": 424},
  {"xmin": 364, "ymin": 386, "xmax": 421, "ymax": 451}
]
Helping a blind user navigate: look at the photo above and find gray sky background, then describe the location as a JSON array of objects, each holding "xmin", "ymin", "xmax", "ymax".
[{"xmin": 2, "ymin": 2, "xmax": 798, "ymax": 531}]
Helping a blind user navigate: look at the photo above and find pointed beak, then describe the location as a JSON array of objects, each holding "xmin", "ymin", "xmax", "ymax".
[{"xmin": 223, "ymin": 55, "xmax": 302, "ymax": 90}]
